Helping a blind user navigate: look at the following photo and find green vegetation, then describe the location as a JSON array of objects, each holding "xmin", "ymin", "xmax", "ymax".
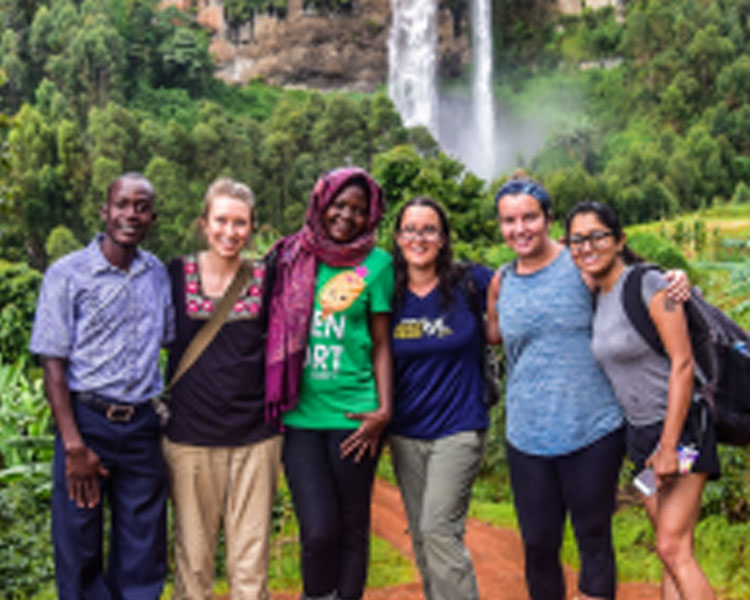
[
  {"xmin": 0, "ymin": 363, "xmax": 54, "ymax": 598},
  {"xmin": 1, "ymin": 0, "xmax": 488, "ymax": 269},
  {"xmin": 2, "ymin": 0, "xmax": 750, "ymax": 596},
  {"xmin": 469, "ymin": 490, "xmax": 750, "ymax": 597},
  {"xmin": 268, "ymin": 486, "xmax": 415, "ymax": 593},
  {"xmin": 4, "ymin": 0, "xmax": 748, "ymax": 269},
  {"xmin": 0, "ymin": 365, "xmax": 415, "ymax": 599},
  {"xmin": 0, "ymin": 261, "xmax": 42, "ymax": 365},
  {"xmin": 489, "ymin": 0, "xmax": 750, "ymax": 235}
]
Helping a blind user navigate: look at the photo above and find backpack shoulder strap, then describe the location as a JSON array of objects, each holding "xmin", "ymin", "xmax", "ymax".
[
  {"xmin": 499, "ymin": 260, "xmax": 515, "ymax": 284},
  {"xmin": 458, "ymin": 264, "xmax": 482, "ymax": 322},
  {"xmin": 461, "ymin": 261, "xmax": 515, "ymax": 317},
  {"xmin": 494, "ymin": 259, "xmax": 515, "ymax": 303},
  {"xmin": 622, "ymin": 263, "xmax": 666, "ymax": 356}
]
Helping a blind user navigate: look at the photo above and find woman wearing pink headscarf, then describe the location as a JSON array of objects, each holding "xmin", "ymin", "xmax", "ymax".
[{"xmin": 266, "ymin": 167, "xmax": 393, "ymax": 600}]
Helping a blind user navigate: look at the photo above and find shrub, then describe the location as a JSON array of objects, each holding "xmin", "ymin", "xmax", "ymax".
[
  {"xmin": 626, "ymin": 231, "xmax": 695, "ymax": 277},
  {"xmin": 0, "ymin": 363, "xmax": 54, "ymax": 598},
  {"xmin": 0, "ymin": 481, "xmax": 54, "ymax": 598},
  {"xmin": 44, "ymin": 225, "xmax": 82, "ymax": 264},
  {"xmin": 0, "ymin": 261, "xmax": 42, "ymax": 365}
]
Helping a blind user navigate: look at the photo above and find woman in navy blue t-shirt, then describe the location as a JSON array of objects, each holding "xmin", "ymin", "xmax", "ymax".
[{"xmin": 389, "ymin": 196, "xmax": 492, "ymax": 600}]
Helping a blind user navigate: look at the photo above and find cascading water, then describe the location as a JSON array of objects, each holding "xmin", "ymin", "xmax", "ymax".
[
  {"xmin": 470, "ymin": 0, "xmax": 496, "ymax": 178},
  {"xmin": 389, "ymin": 3, "xmax": 602, "ymax": 181},
  {"xmin": 387, "ymin": 0, "xmax": 438, "ymax": 133},
  {"xmin": 388, "ymin": 0, "xmax": 497, "ymax": 178},
  {"xmin": 388, "ymin": 0, "xmax": 498, "ymax": 179}
]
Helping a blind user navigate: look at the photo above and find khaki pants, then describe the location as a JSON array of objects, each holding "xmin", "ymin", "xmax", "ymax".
[
  {"xmin": 389, "ymin": 430, "xmax": 486, "ymax": 600},
  {"xmin": 163, "ymin": 436, "xmax": 282, "ymax": 600}
]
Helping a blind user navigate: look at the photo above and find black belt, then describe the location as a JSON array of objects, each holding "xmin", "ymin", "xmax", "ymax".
[{"xmin": 72, "ymin": 391, "xmax": 150, "ymax": 423}]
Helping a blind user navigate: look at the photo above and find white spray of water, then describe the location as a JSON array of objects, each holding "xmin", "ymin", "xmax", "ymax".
[
  {"xmin": 388, "ymin": 1, "xmax": 578, "ymax": 180},
  {"xmin": 470, "ymin": 0, "xmax": 496, "ymax": 178},
  {"xmin": 387, "ymin": 0, "xmax": 438, "ymax": 132},
  {"xmin": 388, "ymin": 0, "xmax": 499, "ymax": 179}
]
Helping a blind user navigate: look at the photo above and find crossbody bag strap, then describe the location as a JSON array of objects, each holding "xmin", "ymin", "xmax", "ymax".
[{"xmin": 166, "ymin": 259, "xmax": 253, "ymax": 392}]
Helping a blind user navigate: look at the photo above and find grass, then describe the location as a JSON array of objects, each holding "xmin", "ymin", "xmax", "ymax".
[
  {"xmin": 627, "ymin": 203, "xmax": 750, "ymax": 252},
  {"xmin": 625, "ymin": 202, "xmax": 750, "ymax": 328},
  {"xmin": 160, "ymin": 534, "xmax": 414, "ymax": 598},
  {"xmin": 469, "ymin": 486, "xmax": 750, "ymax": 597},
  {"xmin": 268, "ymin": 525, "xmax": 415, "ymax": 594},
  {"xmin": 469, "ymin": 498, "xmax": 517, "ymax": 529},
  {"xmin": 157, "ymin": 468, "xmax": 414, "ymax": 599}
]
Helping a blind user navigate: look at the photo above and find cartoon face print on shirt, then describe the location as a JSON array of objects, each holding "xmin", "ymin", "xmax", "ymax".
[{"xmin": 318, "ymin": 265, "xmax": 368, "ymax": 319}]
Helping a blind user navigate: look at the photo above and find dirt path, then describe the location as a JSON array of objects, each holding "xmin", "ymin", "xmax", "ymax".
[{"xmin": 269, "ymin": 479, "xmax": 660, "ymax": 600}]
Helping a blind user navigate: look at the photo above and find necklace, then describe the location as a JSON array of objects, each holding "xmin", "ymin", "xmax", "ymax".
[{"xmin": 408, "ymin": 275, "xmax": 439, "ymax": 298}]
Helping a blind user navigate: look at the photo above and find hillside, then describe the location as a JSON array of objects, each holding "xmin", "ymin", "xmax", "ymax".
[
  {"xmin": 1, "ymin": 0, "xmax": 750, "ymax": 268},
  {"xmin": 160, "ymin": 0, "xmax": 621, "ymax": 89}
]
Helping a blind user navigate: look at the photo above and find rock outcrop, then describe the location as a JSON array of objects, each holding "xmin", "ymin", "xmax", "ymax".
[
  {"xmin": 162, "ymin": 0, "xmax": 468, "ymax": 91},
  {"xmin": 558, "ymin": 0, "xmax": 624, "ymax": 15},
  {"xmin": 161, "ymin": 0, "xmax": 622, "ymax": 90}
]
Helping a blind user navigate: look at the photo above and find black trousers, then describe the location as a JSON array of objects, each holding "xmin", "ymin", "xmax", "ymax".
[
  {"xmin": 283, "ymin": 427, "xmax": 379, "ymax": 600},
  {"xmin": 507, "ymin": 427, "xmax": 625, "ymax": 600}
]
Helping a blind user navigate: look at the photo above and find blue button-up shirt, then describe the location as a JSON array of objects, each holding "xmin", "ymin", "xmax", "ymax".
[{"xmin": 30, "ymin": 235, "xmax": 175, "ymax": 404}]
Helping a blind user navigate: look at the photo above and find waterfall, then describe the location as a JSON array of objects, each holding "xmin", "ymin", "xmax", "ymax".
[
  {"xmin": 470, "ymin": 0, "xmax": 496, "ymax": 178},
  {"xmin": 388, "ymin": 0, "xmax": 498, "ymax": 179},
  {"xmin": 387, "ymin": 0, "xmax": 438, "ymax": 133}
]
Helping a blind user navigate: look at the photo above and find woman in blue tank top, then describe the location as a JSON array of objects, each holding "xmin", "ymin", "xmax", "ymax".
[{"xmin": 486, "ymin": 172, "xmax": 625, "ymax": 600}]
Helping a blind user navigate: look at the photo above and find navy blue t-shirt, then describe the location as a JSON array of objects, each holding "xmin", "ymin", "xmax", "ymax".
[{"xmin": 390, "ymin": 264, "xmax": 493, "ymax": 439}]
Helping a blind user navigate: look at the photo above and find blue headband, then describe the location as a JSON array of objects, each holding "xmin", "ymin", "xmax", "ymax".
[{"xmin": 494, "ymin": 179, "xmax": 551, "ymax": 214}]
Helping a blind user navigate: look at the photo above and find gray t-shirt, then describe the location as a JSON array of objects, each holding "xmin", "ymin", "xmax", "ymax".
[{"xmin": 591, "ymin": 267, "xmax": 671, "ymax": 426}]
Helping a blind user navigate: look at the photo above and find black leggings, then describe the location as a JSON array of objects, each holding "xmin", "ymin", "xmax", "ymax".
[
  {"xmin": 507, "ymin": 427, "xmax": 625, "ymax": 600},
  {"xmin": 283, "ymin": 427, "xmax": 378, "ymax": 600}
]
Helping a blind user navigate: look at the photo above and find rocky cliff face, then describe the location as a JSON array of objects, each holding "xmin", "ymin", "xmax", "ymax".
[
  {"xmin": 162, "ymin": 0, "xmax": 469, "ymax": 92},
  {"xmin": 558, "ymin": 0, "xmax": 623, "ymax": 15},
  {"xmin": 161, "ymin": 0, "xmax": 621, "ymax": 91}
]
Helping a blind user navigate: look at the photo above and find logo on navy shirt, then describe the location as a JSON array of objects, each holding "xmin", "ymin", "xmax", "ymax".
[{"xmin": 393, "ymin": 317, "xmax": 453, "ymax": 339}]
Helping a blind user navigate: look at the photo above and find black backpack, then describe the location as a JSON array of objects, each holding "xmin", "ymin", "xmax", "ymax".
[{"xmin": 622, "ymin": 264, "xmax": 750, "ymax": 446}]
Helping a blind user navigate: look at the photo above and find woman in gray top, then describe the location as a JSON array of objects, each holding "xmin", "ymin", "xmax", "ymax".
[{"xmin": 565, "ymin": 201, "xmax": 718, "ymax": 600}]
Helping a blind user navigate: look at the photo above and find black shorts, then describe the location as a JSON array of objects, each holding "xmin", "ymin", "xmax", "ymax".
[{"xmin": 626, "ymin": 400, "xmax": 721, "ymax": 480}]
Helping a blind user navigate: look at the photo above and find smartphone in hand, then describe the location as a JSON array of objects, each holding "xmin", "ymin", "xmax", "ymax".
[{"xmin": 633, "ymin": 467, "xmax": 658, "ymax": 497}]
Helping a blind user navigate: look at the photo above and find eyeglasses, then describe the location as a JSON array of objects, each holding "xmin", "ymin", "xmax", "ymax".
[
  {"xmin": 398, "ymin": 226, "xmax": 442, "ymax": 242},
  {"xmin": 567, "ymin": 230, "xmax": 614, "ymax": 252}
]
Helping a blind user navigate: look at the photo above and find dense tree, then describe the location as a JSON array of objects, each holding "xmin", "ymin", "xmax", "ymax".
[
  {"xmin": 0, "ymin": 260, "xmax": 42, "ymax": 364},
  {"xmin": 4, "ymin": 105, "xmax": 64, "ymax": 267},
  {"xmin": 0, "ymin": 30, "xmax": 27, "ymax": 112},
  {"xmin": 158, "ymin": 27, "xmax": 212, "ymax": 95},
  {"xmin": 3, "ymin": 0, "xmax": 750, "ymax": 265},
  {"xmin": 44, "ymin": 224, "xmax": 82, "ymax": 263}
]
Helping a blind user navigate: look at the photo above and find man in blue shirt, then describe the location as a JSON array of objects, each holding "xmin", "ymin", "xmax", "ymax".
[{"xmin": 30, "ymin": 173, "xmax": 174, "ymax": 600}]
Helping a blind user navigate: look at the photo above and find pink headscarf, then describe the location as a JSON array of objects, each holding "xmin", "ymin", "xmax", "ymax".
[{"xmin": 265, "ymin": 167, "xmax": 386, "ymax": 424}]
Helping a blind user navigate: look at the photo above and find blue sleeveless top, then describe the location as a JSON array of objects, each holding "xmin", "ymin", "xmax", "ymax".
[{"xmin": 498, "ymin": 248, "xmax": 623, "ymax": 456}]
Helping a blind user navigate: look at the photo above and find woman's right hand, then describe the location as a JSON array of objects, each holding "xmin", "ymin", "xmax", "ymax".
[
  {"xmin": 646, "ymin": 445, "xmax": 679, "ymax": 484},
  {"xmin": 340, "ymin": 409, "xmax": 390, "ymax": 462}
]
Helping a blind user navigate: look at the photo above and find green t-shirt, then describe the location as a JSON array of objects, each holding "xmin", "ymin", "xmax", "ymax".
[{"xmin": 283, "ymin": 247, "xmax": 393, "ymax": 429}]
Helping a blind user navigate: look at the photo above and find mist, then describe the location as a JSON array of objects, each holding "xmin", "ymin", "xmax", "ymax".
[{"xmin": 434, "ymin": 78, "xmax": 590, "ymax": 183}]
